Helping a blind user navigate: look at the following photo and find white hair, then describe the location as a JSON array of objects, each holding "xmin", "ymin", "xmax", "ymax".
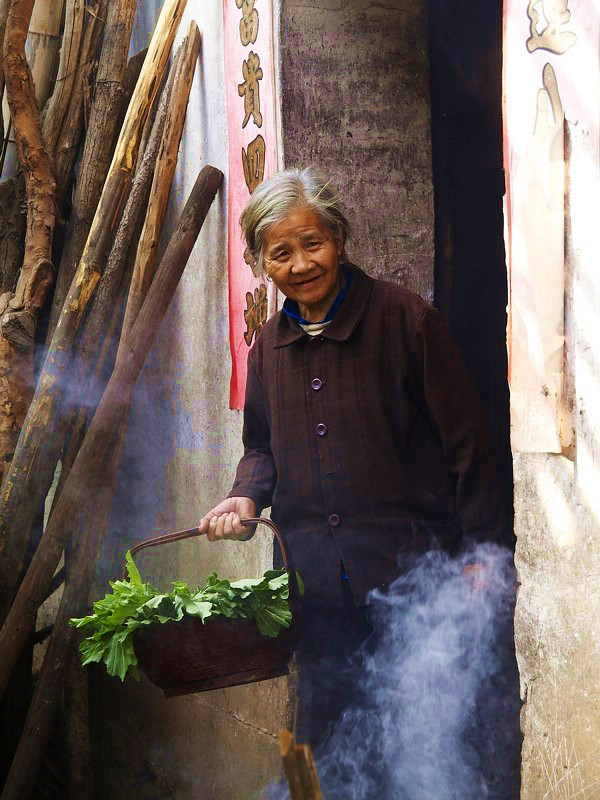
[{"xmin": 240, "ymin": 168, "xmax": 350, "ymax": 272}]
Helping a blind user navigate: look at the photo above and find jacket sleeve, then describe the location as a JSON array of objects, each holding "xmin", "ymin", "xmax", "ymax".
[
  {"xmin": 410, "ymin": 305, "xmax": 507, "ymax": 545},
  {"xmin": 228, "ymin": 353, "xmax": 277, "ymax": 511}
]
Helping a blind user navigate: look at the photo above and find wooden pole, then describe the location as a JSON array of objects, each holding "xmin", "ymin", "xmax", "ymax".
[
  {"xmin": 52, "ymin": 0, "xmax": 108, "ymax": 205},
  {"xmin": 64, "ymin": 653, "xmax": 93, "ymax": 800},
  {"xmin": 118, "ymin": 20, "xmax": 201, "ymax": 356},
  {"xmin": 0, "ymin": 164, "xmax": 223, "ymax": 705},
  {"xmin": 0, "ymin": 0, "xmax": 10, "ymax": 145},
  {"xmin": 0, "ymin": 0, "xmax": 187, "ymax": 627},
  {"xmin": 46, "ymin": 0, "xmax": 140, "ymax": 340},
  {"xmin": 1, "ymin": 0, "xmax": 58, "ymax": 350},
  {"xmin": 50, "ymin": 47, "xmax": 178, "ymax": 530},
  {"xmin": 41, "ymin": 0, "xmax": 85, "ymax": 157},
  {"xmin": 279, "ymin": 730, "xmax": 324, "ymax": 800}
]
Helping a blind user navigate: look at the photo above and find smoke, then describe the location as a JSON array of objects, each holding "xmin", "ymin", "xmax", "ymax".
[{"xmin": 266, "ymin": 543, "xmax": 521, "ymax": 800}]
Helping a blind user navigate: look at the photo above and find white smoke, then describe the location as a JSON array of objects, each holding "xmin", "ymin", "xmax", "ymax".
[{"xmin": 266, "ymin": 543, "xmax": 520, "ymax": 800}]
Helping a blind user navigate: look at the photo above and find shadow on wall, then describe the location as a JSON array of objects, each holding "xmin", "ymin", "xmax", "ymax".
[{"xmin": 265, "ymin": 543, "xmax": 521, "ymax": 800}]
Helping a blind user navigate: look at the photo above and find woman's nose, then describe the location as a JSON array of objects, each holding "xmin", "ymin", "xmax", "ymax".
[{"xmin": 290, "ymin": 249, "xmax": 311, "ymax": 272}]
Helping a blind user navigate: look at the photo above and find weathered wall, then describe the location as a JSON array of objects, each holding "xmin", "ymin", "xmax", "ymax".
[
  {"xmin": 513, "ymin": 91, "xmax": 600, "ymax": 800},
  {"xmin": 279, "ymin": 0, "xmax": 434, "ymax": 299},
  {"xmin": 90, "ymin": 0, "xmax": 434, "ymax": 797}
]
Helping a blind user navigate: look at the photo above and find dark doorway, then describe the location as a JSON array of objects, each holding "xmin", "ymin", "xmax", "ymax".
[
  {"xmin": 427, "ymin": 0, "xmax": 513, "ymax": 543},
  {"xmin": 427, "ymin": 5, "xmax": 521, "ymax": 798}
]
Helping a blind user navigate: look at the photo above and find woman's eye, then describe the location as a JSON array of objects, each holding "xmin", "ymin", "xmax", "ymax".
[{"xmin": 306, "ymin": 241, "xmax": 321, "ymax": 249}]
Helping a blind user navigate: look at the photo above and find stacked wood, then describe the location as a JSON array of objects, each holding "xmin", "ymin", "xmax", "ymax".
[
  {"xmin": 0, "ymin": 0, "xmax": 188, "ymax": 627},
  {"xmin": 279, "ymin": 730, "xmax": 324, "ymax": 800},
  {"xmin": 51, "ymin": 0, "xmax": 109, "ymax": 206},
  {"xmin": 0, "ymin": 3, "xmax": 218, "ymax": 794},
  {"xmin": 0, "ymin": 0, "xmax": 106, "ymax": 486},
  {"xmin": 0, "ymin": 165, "xmax": 223, "ymax": 800},
  {"xmin": 46, "ymin": 0, "xmax": 140, "ymax": 342}
]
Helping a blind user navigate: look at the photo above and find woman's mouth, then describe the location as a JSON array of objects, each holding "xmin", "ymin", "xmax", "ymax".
[{"xmin": 295, "ymin": 274, "xmax": 321, "ymax": 288}]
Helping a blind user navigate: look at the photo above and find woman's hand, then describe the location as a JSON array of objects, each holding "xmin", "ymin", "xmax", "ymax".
[{"xmin": 198, "ymin": 497, "xmax": 257, "ymax": 541}]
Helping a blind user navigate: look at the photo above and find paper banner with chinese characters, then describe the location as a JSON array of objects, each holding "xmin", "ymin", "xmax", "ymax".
[
  {"xmin": 503, "ymin": 0, "xmax": 599, "ymax": 451},
  {"xmin": 223, "ymin": 0, "xmax": 279, "ymax": 409}
]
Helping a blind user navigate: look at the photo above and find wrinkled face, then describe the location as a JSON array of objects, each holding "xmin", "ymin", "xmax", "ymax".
[{"xmin": 262, "ymin": 208, "xmax": 344, "ymax": 323}]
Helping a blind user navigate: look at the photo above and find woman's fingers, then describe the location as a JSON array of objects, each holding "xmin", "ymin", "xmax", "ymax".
[
  {"xmin": 201, "ymin": 498, "xmax": 257, "ymax": 541},
  {"xmin": 207, "ymin": 512, "xmax": 241, "ymax": 541}
]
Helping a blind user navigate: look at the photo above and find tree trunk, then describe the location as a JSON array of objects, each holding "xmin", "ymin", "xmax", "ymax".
[
  {"xmin": 1, "ymin": 0, "xmax": 57, "ymax": 351},
  {"xmin": 0, "ymin": 0, "xmax": 187, "ymax": 627},
  {"xmin": 46, "ymin": 0, "xmax": 140, "ymax": 343},
  {"xmin": 0, "ymin": 170, "xmax": 223, "ymax": 793}
]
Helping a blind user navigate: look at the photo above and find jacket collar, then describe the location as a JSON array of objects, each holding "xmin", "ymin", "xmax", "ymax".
[{"xmin": 272, "ymin": 262, "xmax": 373, "ymax": 349}]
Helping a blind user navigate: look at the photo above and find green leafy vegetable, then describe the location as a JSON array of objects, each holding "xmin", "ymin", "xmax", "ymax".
[{"xmin": 69, "ymin": 552, "xmax": 302, "ymax": 682}]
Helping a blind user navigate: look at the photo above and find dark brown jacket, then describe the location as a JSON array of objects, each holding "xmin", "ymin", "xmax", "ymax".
[{"xmin": 230, "ymin": 263, "xmax": 506, "ymax": 606}]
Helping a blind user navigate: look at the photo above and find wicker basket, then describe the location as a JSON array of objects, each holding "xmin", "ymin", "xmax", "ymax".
[{"xmin": 130, "ymin": 518, "xmax": 301, "ymax": 698}]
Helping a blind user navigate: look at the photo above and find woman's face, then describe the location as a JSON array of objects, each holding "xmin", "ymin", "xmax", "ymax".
[{"xmin": 262, "ymin": 207, "xmax": 344, "ymax": 323}]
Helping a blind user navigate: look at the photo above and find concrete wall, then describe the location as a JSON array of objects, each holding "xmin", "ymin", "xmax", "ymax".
[
  {"xmin": 279, "ymin": 0, "xmax": 434, "ymax": 299},
  {"xmin": 90, "ymin": 0, "xmax": 434, "ymax": 797},
  {"xmin": 513, "ymin": 94, "xmax": 600, "ymax": 799}
]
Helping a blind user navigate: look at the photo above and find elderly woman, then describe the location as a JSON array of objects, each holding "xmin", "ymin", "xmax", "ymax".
[{"xmin": 199, "ymin": 168, "xmax": 505, "ymax": 748}]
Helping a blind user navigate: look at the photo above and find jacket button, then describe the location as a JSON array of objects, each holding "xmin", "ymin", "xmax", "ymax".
[
  {"xmin": 316, "ymin": 423, "xmax": 328, "ymax": 436},
  {"xmin": 309, "ymin": 337, "xmax": 322, "ymax": 349},
  {"xmin": 328, "ymin": 514, "xmax": 340, "ymax": 527},
  {"xmin": 311, "ymin": 377, "xmax": 323, "ymax": 391}
]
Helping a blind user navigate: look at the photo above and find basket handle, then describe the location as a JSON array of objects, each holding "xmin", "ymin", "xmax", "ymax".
[{"xmin": 128, "ymin": 518, "xmax": 300, "ymax": 602}]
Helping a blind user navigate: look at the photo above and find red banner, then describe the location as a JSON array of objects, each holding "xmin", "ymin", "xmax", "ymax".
[{"xmin": 223, "ymin": 0, "xmax": 279, "ymax": 409}]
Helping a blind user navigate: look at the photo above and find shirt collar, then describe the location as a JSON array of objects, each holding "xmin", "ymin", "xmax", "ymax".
[
  {"xmin": 273, "ymin": 262, "xmax": 373, "ymax": 349},
  {"xmin": 282, "ymin": 267, "xmax": 352, "ymax": 325}
]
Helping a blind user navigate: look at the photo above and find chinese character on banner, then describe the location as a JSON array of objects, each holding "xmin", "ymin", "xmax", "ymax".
[{"xmin": 223, "ymin": 0, "xmax": 279, "ymax": 409}]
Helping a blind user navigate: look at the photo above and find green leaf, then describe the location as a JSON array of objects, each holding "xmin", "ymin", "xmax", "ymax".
[
  {"xmin": 183, "ymin": 598, "xmax": 213, "ymax": 619},
  {"xmin": 125, "ymin": 551, "xmax": 143, "ymax": 586},
  {"xmin": 105, "ymin": 635, "xmax": 137, "ymax": 681}
]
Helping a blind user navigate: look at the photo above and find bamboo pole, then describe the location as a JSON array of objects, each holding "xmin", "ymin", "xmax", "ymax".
[
  {"xmin": 0, "ymin": 0, "xmax": 187, "ymax": 627},
  {"xmin": 0, "ymin": 167, "xmax": 223, "ymax": 793}
]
